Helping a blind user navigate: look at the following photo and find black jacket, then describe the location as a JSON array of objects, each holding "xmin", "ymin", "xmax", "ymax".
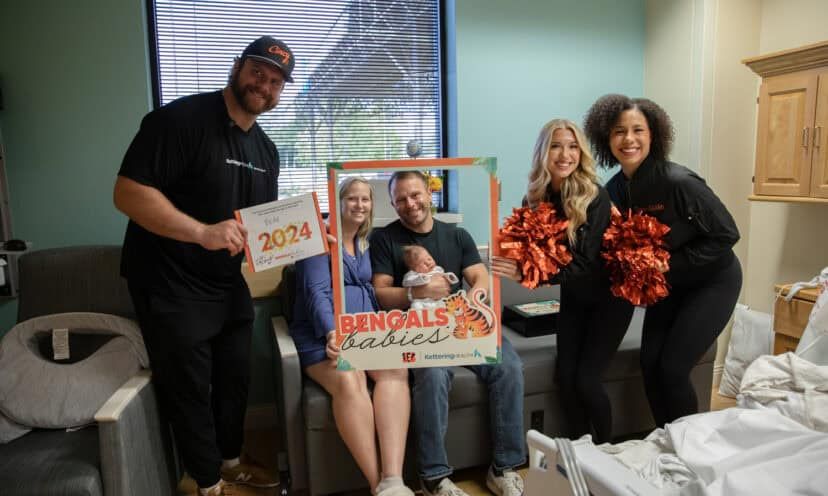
[
  {"xmin": 524, "ymin": 185, "xmax": 612, "ymax": 300},
  {"xmin": 604, "ymin": 157, "xmax": 740, "ymax": 286}
]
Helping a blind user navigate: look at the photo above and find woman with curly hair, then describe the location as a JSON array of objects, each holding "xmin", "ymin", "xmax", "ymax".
[
  {"xmin": 492, "ymin": 119, "xmax": 633, "ymax": 443},
  {"xmin": 584, "ymin": 94, "xmax": 742, "ymax": 426}
]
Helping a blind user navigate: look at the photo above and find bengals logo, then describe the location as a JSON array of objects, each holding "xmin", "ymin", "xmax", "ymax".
[
  {"xmin": 268, "ymin": 45, "xmax": 291, "ymax": 64},
  {"xmin": 402, "ymin": 352, "xmax": 417, "ymax": 363}
]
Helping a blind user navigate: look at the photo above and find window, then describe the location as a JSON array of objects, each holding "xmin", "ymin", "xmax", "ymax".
[{"xmin": 148, "ymin": 0, "xmax": 445, "ymax": 212}]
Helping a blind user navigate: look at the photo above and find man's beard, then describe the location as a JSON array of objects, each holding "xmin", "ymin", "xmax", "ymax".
[{"xmin": 230, "ymin": 72, "xmax": 276, "ymax": 115}]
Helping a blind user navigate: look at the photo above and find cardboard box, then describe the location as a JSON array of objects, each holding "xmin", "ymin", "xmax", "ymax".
[{"xmin": 502, "ymin": 300, "xmax": 560, "ymax": 337}]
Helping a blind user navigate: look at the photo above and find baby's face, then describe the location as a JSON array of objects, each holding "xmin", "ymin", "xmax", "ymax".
[{"xmin": 412, "ymin": 250, "xmax": 436, "ymax": 273}]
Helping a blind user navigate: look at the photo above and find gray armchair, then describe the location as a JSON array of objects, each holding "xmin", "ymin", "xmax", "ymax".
[{"xmin": 0, "ymin": 245, "xmax": 178, "ymax": 496}]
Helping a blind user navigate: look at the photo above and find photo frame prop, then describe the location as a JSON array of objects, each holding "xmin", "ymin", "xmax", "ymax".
[{"xmin": 328, "ymin": 157, "xmax": 501, "ymax": 370}]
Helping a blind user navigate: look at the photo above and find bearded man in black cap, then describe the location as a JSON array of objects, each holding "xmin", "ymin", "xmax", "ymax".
[{"xmin": 114, "ymin": 36, "xmax": 294, "ymax": 496}]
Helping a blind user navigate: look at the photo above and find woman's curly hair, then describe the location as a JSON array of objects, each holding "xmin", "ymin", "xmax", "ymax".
[{"xmin": 583, "ymin": 94, "xmax": 674, "ymax": 168}]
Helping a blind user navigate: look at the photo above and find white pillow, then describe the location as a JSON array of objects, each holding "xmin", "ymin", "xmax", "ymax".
[{"xmin": 718, "ymin": 304, "xmax": 772, "ymax": 398}]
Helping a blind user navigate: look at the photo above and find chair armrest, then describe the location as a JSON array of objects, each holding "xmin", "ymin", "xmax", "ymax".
[
  {"xmin": 95, "ymin": 370, "xmax": 178, "ymax": 496},
  {"xmin": 271, "ymin": 316, "xmax": 308, "ymax": 491}
]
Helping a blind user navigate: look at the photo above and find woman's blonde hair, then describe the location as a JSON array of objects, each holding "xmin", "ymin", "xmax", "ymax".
[
  {"xmin": 526, "ymin": 119, "xmax": 598, "ymax": 244},
  {"xmin": 339, "ymin": 176, "xmax": 374, "ymax": 252}
]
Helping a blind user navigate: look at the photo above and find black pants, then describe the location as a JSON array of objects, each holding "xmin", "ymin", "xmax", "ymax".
[
  {"xmin": 556, "ymin": 288, "xmax": 634, "ymax": 443},
  {"xmin": 641, "ymin": 256, "xmax": 742, "ymax": 427},
  {"xmin": 129, "ymin": 283, "xmax": 254, "ymax": 488}
]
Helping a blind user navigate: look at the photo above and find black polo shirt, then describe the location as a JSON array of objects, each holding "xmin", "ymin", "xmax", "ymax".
[{"xmin": 119, "ymin": 90, "xmax": 279, "ymax": 299}]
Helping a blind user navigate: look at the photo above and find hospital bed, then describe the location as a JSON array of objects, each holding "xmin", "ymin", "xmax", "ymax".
[{"xmin": 525, "ymin": 430, "xmax": 658, "ymax": 496}]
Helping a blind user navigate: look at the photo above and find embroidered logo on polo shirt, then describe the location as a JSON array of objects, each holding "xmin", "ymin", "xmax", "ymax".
[{"xmin": 225, "ymin": 158, "xmax": 266, "ymax": 173}]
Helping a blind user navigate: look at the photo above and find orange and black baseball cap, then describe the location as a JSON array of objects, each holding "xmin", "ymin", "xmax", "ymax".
[{"xmin": 241, "ymin": 36, "xmax": 295, "ymax": 83}]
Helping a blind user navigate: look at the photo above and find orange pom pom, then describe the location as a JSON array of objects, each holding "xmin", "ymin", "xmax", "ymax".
[
  {"xmin": 498, "ymin": 202, "xmax": 572, "ymax": 289},
  {"xmin": 601, "ymin": 206, "xmax": 671, "ymax": 306}
]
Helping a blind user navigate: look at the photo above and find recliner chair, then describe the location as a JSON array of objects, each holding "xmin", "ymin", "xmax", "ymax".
[{"xmin": 0, "ymin": 245, "xmax": 179, "ymax": 496}]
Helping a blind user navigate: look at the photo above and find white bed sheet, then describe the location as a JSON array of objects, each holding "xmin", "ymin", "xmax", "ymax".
[
  {"xmin": 667, "ymin": 408, "xmax": 828, "ymax": 495},
  {"xmin": 600, "ymin": 408, "xmax": 828, "ymax": 495},
  {"xmin": 738, "ymin": 352, "xmax": 828, "ymax": 431}
]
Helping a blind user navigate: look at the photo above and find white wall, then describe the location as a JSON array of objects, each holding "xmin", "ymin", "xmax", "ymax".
[
  {"xmin": 759, "ymin": 0, "xmax": 828, "ymax": 53},
  {"xmin": 645, "ymin": 0, "xmax": 709, "ymax": 170}
]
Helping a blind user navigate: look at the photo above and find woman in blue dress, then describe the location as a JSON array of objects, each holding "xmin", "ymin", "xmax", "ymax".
[{"xmin": 289, "ymin": 177, "xmax": 414, "ymax": 496}]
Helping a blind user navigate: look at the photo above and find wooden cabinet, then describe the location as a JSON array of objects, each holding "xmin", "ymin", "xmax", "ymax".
[
  {"xmin": 813, "ymin": 77, "xmax": 828, "ymax": 198},
  {"xmin": 744, "ymin": 40, "xmax": 828, "ymax": 202},
  {"xmin": 773, "ymin": 284, "xmax": 818, "ymax": 354}
]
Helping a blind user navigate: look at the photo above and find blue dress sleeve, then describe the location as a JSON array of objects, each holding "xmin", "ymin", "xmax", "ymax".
[{"xmin": 295, "ymin": 253, "xmax": 336, "ymax": 340}]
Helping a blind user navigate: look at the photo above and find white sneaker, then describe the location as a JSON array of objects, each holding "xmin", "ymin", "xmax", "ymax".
[
  {"xmin": 421, "ymin": 478, "xmax": 470, "ymax": 496},
  {"xmin": 376, "ymin": 485, "xmax": 415, "ymax": 496},
  {"xmin": 486, "ymin": 467, "xmax": 524, "ymax": 496}
]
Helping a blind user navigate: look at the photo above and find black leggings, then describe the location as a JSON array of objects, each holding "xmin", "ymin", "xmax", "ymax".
[
  {"xmin": 556, "ymin": 289, "xmax": 634, "ymax": 443},
  {"xmin": 641, "ymin": 256, "xmax": 742, "ymax": 426}
]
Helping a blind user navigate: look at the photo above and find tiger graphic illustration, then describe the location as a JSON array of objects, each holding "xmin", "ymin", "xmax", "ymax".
[{"xmin": 442, "ymin": 289, "xmax": 495, "ymax": 339}]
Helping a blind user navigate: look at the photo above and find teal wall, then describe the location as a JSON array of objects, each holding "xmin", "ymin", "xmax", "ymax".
[
  {"xmin": 0, "ymin": 0, "xmax": 646, "ymax": 405},
  {"xmin": 452, "ymin": 0, "xmax": 644, "ymax": 240},
  {"xmin": 0, "ymin": 0, "xmax": 151, "ymax": 330}
]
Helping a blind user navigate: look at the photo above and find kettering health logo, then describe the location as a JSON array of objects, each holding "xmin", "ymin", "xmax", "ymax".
[
  {"xmin": 424, "ymin": 350, "xmax": 482, "ymax": 361},
  {"xmin": 225, "ymin": 158, "xmax": 266, "ymax": 173}
]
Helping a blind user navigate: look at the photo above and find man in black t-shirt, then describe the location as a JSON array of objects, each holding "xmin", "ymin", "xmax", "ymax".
[
  {"xmin": 370, "ymin": 172, "xmax": 526, "ymax": 496},
  {"xmin": 114, "ymin": 36, "xmax": 294, "ymax": 496}
]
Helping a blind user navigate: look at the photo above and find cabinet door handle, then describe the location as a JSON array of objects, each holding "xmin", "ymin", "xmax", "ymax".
[
  {"xmin": 815, "ymin": 126, "xmax": 822, "ymax": 149},
  {"xmin": 803, "ymin": 127, "xmax": 810, "ymax": 149}
]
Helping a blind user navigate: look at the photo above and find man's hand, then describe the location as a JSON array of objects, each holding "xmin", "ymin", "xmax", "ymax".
[
  {"xmin": 196, "ymin": 219, "xmax": 249, "ymax": 256},
  {"xmin": 413, "ymin": 275, "xmax": 451, "ymax": 300},
  {"xmin": 326, "ymin": 330, "xmax": 341, "ymax": 363}
]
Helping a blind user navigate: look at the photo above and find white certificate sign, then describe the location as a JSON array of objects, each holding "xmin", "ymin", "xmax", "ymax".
[
  {"xmin": 336, "ymin": 289, "xmax": 500, "ymax": 370},
  {"xmin": 235, "ymin": 192, "xmax": 328, "ymax": 272}
]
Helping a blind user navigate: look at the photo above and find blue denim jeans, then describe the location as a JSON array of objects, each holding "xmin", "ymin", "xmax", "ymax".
[{"xmin": 411, "ymin": 336, "xmax": 526, "ymax": 481}]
